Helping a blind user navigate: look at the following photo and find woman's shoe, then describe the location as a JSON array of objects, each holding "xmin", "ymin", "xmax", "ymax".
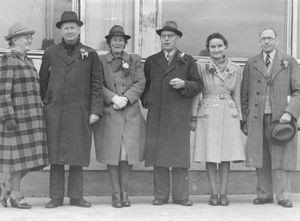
[
  {"xmin": 10, "ymin": 196, "xmax": 31, "ymax": 209},
  {"xmin": 112, "ymin": 193, "xmax": 122, "ymax": 208},
  {"xmin": 208, "ymin": 194, "xmax": 220, "ymax": 206},
  {"xmin": 220, "ymin": 194, "xmax": 230, "ymax": 206},
  {"xmin": 121, "ymin": 192, "xmax": 131, "ymax": 207},
  {"xmin": 0, "ymin": 183, "xmax": 11, "ymax": 207}
]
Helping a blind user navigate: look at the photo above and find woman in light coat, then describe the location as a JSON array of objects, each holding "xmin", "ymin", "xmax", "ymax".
[
  {"xmin": 93, "ymin": 25, "xmax": 146, "ymax": 208},
  {"xmin": 192, "ymin": 33, "xmax": 245, "ymax": 206},
  {"xmin": 0, "ymin": 23, "xmax": 48, "ymax": 209}
]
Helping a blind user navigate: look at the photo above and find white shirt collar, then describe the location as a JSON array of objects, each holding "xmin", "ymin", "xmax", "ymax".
[
  {"xmin": 263, "ymin": 49, "xmax": 276, "ymax": 61},
  {"xmin": 164, "ymin": 49, "xmax": 177, "ymax": 58}
]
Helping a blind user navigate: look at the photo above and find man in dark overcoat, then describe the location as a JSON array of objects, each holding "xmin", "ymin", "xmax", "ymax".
[
  {"xmin": 141, "ymin": 21, "xmax": 202, "ymax": 206},
  {"xmin": 241, "ymin": 28, "xmax": 300, "ymax": 208},
  {"xmin": 39, "ymin": 11, "xmax": 103, "ymax": 208}
]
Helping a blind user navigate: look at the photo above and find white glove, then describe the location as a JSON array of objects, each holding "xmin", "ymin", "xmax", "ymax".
[
  {"xmin": 89, "ymin": 114, "xmax": 100, "ymax": 124},
  {"xmin": 112, "ymin": 95, "xmax": 128, "ymax": 109}
]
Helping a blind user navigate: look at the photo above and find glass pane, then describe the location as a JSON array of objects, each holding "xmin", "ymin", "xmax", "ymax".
[
  {"xmin": 84, "ymin": 0, "xmax": 135, "ymax": 52},
  {"xmin": 161, "ymin": 0, "xmax": 288, "ymax": 57},
  {"xmin": 297, "ymin": 1, "xmax": 300, "ymax": 58},
  {"xmin": 0, "ymin": 0, "xmax": 72, "ymax": 50}
]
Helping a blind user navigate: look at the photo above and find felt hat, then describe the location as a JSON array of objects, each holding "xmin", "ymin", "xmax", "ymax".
[
  {"xmin": 265, "ymin": 120, "xmax": 296, "ymax": 144},
  {"xmin": 105, "ymin": 25, "xmax": 131, "ymax": 40},
  {"xmin": 56, "ymin": 11, "xmax": 83, "ymax": 28},
  {"xmin": 5, "ymin": 22, "xmax": 35, "ymax": 41},
  {"xmin": 156, "ymin": 20, "xmax": 183, "ymax": 38}
]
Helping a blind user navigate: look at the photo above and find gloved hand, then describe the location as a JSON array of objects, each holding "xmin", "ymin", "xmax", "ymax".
[
  {"xmin": 89, "ymin": 114, "xmax": 100, "ymax": 124},
  {"xmin": 241, "ymin": 121, "xmax": 248, "ymax": 136},
  {"xmin": 112, "ymin": 95, "xmax": 128, "ymax": 109},
  {"xmin": 5, "ymin": 119, "xmax": 17, "ymax": 130},
  {"xmin": 190, "ymin": 116, "xmax": 197, "ymax": 131}
]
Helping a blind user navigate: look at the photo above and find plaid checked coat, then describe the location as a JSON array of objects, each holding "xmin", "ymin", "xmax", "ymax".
[{"xmin": 0, "ymin": 51, "xmax": 48, "ymax": 172}]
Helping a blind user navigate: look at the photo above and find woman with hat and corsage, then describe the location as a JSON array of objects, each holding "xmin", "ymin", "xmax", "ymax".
[
  {"xmin": 0, "ymin": 22, "xmax": 48, "ymax": 209},
  {"xmin": 191, "ymin": 33, "xmax": 245, "ymax": 206},
  {"xmin": 93, "ymin": 25, "xmax": 146, "ymax": 208}
]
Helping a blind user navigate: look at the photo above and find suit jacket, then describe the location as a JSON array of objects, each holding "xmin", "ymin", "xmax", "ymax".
[
  {"xmin": 141, "ymin": 50, "xmax": 202, "ymax": 168},
  {"xmin": 39, "ymin": 42, "xmax": 103, "ymax": 166},
  {"xmin": 241, "ymin": 50, "xmax": 300, "ymax": 170}
]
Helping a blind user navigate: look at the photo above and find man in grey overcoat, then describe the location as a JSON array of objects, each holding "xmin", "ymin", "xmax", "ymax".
[
  {"xmin": 39, "ymin": 11, "xmax": 103, "ymax": 208},
  {"xmin": 241, "ymin": 28, "xmax": 300, "ymax": 208},
  {"xmin": 141, "ymin": 21, "xmax": 202, "ymax": 206}
]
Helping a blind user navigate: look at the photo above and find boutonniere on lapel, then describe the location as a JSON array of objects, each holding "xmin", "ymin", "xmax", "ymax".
[
  {"xmin": 176, "ymin": 52, "xmax": 187, "ymax": 70},
  {"xmin": 79, "ymin": 48, "xmax": 89, "ymax": 60},
  {"xmin": 206, "ymin": 63, "xmax": 217, "ymax": 75},
  {"xmin": 280, "ymin": 59, "xmax": 289, "ymax": 69},
  {"xmin": 121, "ymin": 59, "xmax": 131, "ymax": 76},
  {"xmin": 224, "ymin": 68, "xmax": 233, "ymax": 78}
]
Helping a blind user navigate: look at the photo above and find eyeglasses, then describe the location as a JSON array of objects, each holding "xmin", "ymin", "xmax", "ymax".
[
  {"xmin": 22, "ymin": 34, "xmax": 33, "ymax": 41},
  {"xmin": 260, "ymin": 36, "xmax": 275, "ymax": 42},
  {"xmin": 160, "ymin": 33, "xmax": 176, "ymax": 39}
]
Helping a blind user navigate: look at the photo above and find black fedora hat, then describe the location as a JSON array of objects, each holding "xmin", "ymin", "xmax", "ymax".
[
  {"xmin": 56, "ymin": 11, "xmax": 83, "ymax": 28},
  {"xmin": 265, "ymin": 120, "xmax": 296, "ymax": 144},
  {"xmin": 156, "ymin": 20, "xmax": 183, "ymax": 38},
  {"xmin": 105, "ymin": 25, "xmax": 131, "ymax": 40}
]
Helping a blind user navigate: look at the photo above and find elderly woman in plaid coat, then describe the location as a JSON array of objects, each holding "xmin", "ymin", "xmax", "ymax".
[{"xmin": 0, "ymin": 23, "xmax": 48, "ymax": 209}]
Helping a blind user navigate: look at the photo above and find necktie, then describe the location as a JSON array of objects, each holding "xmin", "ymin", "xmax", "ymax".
[
  {"xmin": 265, "ymin": 54, "xmax": 271, "ymax": 68},
  {"xmin": 166, "ymin": 52, "xmax": 170, "ymax": 61}
]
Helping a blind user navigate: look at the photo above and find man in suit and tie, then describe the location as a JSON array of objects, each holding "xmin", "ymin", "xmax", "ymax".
[
  {"xmin": 39, "ymin": 11, "xmax": 103, "ymax": 208},
  {"xmin": 241, "ymin": 28, "xmax": 300, "ymax": 208},
  {"xmin": 141, "ymin": 21, "xmax": 202, "ymax": 206}
]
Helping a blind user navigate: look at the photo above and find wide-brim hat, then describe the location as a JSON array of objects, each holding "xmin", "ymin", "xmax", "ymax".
[
  {"xmin": 105, "ymin": 25, "xmax": 131, "ymax": 40},
  {"xmin": 156, "ymin": 20, "xmax": 183, "ymax": 38},
  {"xmin": 265, "ymin": 120, "xmax": 296, "ymax": 145},
  {"xmin": 56, "ymin": 11, "xmax": 83, "ymax": 28},
  {"xmin": 5, "ymin": 22, "xmax": 35, "ymax": 41}
]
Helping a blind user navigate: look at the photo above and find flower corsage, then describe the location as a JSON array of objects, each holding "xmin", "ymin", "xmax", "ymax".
[
  {"xmin": 281, "ymin": 59, "xmax": 288, "ymax": 69},
  {"xmin": 80, "ymin": 48, "xmax": 89, "ymax": 60},
  {"xmin": 121, "ymin": 60, "xmax": 131, "ymax": 76}
]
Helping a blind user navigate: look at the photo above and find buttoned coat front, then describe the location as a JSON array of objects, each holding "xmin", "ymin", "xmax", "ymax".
[
  {"xmin": 241, "ymin": 50, "xmax": 300, "ymax": 170},
  {"xmin": 93, "ymin": 52, "xmax": 146, "ymax": 165},
  {"xmin": 39, "ymin": 42, "xmax": 103, "ymax": 167},
  {"xmin": 141, "ymin": 50, "xmax": 202, "ymax": 168}
]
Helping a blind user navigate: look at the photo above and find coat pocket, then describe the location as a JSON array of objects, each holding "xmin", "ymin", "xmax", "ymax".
[
  {"xmin": 227, "ymin": 99, "xmax": 239, "ymax": 118},
  {"xmin": 197, "ymin": 102, "xmax": 209, "ymax": 118}
]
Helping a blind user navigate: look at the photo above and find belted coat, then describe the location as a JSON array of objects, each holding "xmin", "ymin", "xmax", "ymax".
[
  {"xmin": 241, "ymin": 50, "xmax": 300, "ymax": 170},
  {"xmin": 141, "ymin": 50, "xmax": 202, "ymax": 168},
  {"xmin": 39, "ymin": 42, "xmax": 103, "ymax": 167}
]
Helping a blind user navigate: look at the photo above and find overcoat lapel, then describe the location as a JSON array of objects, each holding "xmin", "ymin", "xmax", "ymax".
[
  {"xmin": 55, "ymin": 43, "xmax": 69, "ymax": 65},
  {"xmin": 164, "ymin": 51, "xmax": 180, "ymax": 76},
  {"xmin": 67, "ymin": 43, "xmax": 81, "ymax": 66},
  {"xmin": 153, "ymin": 51, "xmax": 168, "ymax": 73},
  {"xmin": 253, "ymin": 52, "xmax": 267, "ymax": 78},
  {"xmin": 270, "ymin": 51, "xmax": 284, "ymax": 81}
]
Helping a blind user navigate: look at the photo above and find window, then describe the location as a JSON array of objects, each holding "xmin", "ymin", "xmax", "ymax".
[
  {"xmin": 161, "ymin": 0, "xmax": 288, "ymax": 57},
  {"xmin": 0, "ymin": 0, "xmax": 73, "ymax": 50}
]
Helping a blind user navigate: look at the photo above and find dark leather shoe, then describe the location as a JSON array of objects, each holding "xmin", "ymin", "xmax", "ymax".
[
  {"xmin": 173, "ymin": 199, "xmax": 193, "ymax": 206},
  {"xmin": 121, "ymin": 192, "xmax": 131, "ymax": 207},
  {"xmin": 0, "ymin": 183, "xmax": 10, "ymax": 207},
  {"xmin": 253, "ymin": 198, "xmax": 273, "ymax": 205},
  {"xmin": 70, "ymin": 198, "xmax": 91, "ymax": 207},
  {"xmin": 10, "ymin": 196, "xmax": 31, "ymax": 209},
  {"xmin": 152, "ymin": 199, "xmax": 168, "ymax": 205},
  {"xmin": 220, "ymin": 194, "xmax": 229, "ymax": 206},
  {"xmin": 209, "ymin": 194, "xmax": 220, "ymax": 206},
  {"xmin": 278, "ymin": 200, "xmax": 293, "ymax": 208},
  {"xmin": 45, "ymin": 199, "xmax": 63, "ymax": 208},
  {"xmin": 112, "ymin": 193, "xmax": 122, "ymax": 208}
]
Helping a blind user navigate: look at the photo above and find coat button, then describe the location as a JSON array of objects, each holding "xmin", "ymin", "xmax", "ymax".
[
  {"xmin": 255, "ymin": 104, "xmax": 258, "ymax": 107},
  {"xmin": 254, "ymin": 116, "xmax": 258, "ymax": 119},
  {"xmin": 256, "ymin": 92, "xmax": 260, "ymax": 95},
  {"xmin": 257, "ymin": 80, "xmax": 261, "ymax": 83}
]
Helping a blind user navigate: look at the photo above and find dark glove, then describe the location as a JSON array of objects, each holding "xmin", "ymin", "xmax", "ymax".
[
  {"xmin": 190, "ymin": 116, "xmax": 197, "ymax": 132},
  {"xmin": 5, "ymin": 119, "xmax": 17, "ymax": 130},
  {"xmin": 241, "ymin": 121, "xmax": 248, "ymax": 136}
]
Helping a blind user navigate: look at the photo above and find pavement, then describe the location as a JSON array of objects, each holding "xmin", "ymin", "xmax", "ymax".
[{"xmin": 0, "ymin": 194, "xmax": 299, "ymax": 221}]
